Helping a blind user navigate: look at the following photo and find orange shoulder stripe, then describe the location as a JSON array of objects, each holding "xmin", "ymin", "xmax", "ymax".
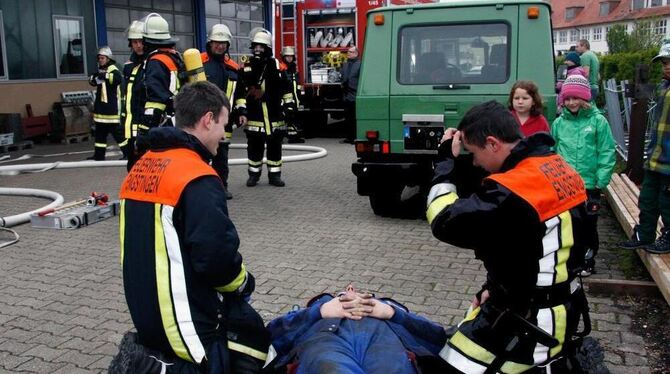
[
  {"xmin": 120, "ymin": 148, "xmax": 218, "ymax": 206},
  {"xmin": 224, "ymin": 57, "xmax": 239, "ymax": 70},
  {"xmin": 150, "ymin": 53, "xmax": 177, "ymax": 72},
  {"xmin": 487, "ymin": 154, "xmax": 586, "ymax": 222}
]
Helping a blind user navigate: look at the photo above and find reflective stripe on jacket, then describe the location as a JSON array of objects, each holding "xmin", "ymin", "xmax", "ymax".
[{"xmin": 92, "ymin": 64, "xmax": 122, "ymax": 122}]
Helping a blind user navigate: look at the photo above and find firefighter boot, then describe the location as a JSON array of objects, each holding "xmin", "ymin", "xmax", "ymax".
[
  {"xmin": 246, "ymin": 171, "xmax": 261, "ymax": 187},
  {"xmin": 647, "ymin": 229, "xmax": 670, "ymax": 254},
  {"xmin": 268, "ymin": 172, "xmax": 285, "ymax": 187}
]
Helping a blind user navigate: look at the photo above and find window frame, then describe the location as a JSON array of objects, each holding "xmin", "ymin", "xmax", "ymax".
[
  {"xmin": 655, "ymin": 19, "xmax": 667, "ymax": 36},
  {"xmin": 569, "ymin": 29, "xmax": 578, "ymax": 43},
  {"xmin": 559, "ymin": 30, "xmax": 567, "ymax": 44},
  {"xmin": 53, "ymin": 15, "xmax": 88, "ymax": 79},
  {"xmin": 593, "ymin": 27, "xmax": 602, "ymax": 41},
  {"xmin": 0, "ymin": 11, "xmax": 7, "ymax": 80}
]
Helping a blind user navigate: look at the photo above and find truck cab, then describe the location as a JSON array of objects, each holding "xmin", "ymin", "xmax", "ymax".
[{"xmin": 352, "ymin": 0, "xmax": 556, "ymax": 218}]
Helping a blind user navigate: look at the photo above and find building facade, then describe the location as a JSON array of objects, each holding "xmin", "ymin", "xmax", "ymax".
[
  {"xmin": 551, "ymin": 0, "xmax": 670, "ymax": 54},
  {"xmin": 0, "ymin": 0, "xmax": 271, "ymax": 117}
]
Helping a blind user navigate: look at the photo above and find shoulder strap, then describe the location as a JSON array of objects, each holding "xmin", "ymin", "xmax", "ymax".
[
  {"xmin": 224, "ymin": 56, "xmax": 239, "ymax": 70},
  {"xmin": 200, "ymin": 51, "xmax": 210, "ymax": 64}
]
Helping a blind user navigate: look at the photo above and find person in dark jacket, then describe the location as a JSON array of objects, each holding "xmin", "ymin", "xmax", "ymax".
[
  {"xmin": 340, "ymin": 46, "xmax": 361, "ymax": 144},
  {"xmin": 240, "ymin": 28, "xmax": 294, "ymax": 187},
  {"xmin": 119, "ymin": 81, "xmax": 268, "ymax": 373},
  {"xmin": 265, "ymin": 284, "xmax": 449, "ymax": 373},
  {"xmin": 201, "ymin": 23, "xmax": 247, "ymax": 200},
  {"xmin": 89, "ymin": 46, "xmax": 128, "ymax": 161},
  {"xmin": 121, "ymin": 20, "xmax": 146, "ymax": 170},
  {"xmin": 426, "ymin": 101, "xmax": 591, "ymax": 373},
  {"xmin": 280, "ymin": 46, "xmax": 305, "ymax": 144}
]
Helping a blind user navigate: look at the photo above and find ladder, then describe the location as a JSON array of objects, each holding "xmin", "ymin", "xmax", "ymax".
[{"xmin": 279, "ymin": 0, "xmax": 298, "ymax": 51}]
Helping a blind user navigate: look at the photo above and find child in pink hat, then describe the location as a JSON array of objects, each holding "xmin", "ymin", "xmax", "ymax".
[{"xmin": 551, "ymin": 74, "xmax": 616, "ymax": 276}]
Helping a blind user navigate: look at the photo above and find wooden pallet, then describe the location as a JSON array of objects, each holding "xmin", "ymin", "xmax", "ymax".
[
  {"xmin": 605, "ymin": 173, "xmax": 670, "ymax": 305},
  {"xmin": 62, "ymin": 133, "xmax": 91, "ymax": 144},
  {"xmin": 0, "ymin": 140, "xmax": 34, "ymax": 154}
]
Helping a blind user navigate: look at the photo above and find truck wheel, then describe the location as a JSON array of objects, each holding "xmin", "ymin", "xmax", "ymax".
[{"xmin": 369, "ymin": 184, "xmax": 425, "ymax": 219}]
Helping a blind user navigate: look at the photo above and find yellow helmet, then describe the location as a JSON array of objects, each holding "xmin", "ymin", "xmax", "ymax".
[
  {"xmin": 142, "ymin": 13, "xmax": 176, "ymax": 45},
  {"xmin": 97, "ymin": 46, "xmax": 114, "ymax": 61},
  {"xmin": 127, "ymin": 20, "xmax": 144, "ymax": 40},
  {"xmin": 281, "ymin": 46, "xmax": 295, "ymax": 56},
  {"xmin": 250, "ymin": 28, "xmax": 272, "ymax": 48},
  {"xmin": 208, "ymin": 24, "xmax": 232, "ymax": 43}
]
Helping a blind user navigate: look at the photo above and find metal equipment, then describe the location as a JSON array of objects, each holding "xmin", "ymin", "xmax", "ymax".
[{"xmin": 30, "ymin": 192, "xmax": 120, "ymax": 229}]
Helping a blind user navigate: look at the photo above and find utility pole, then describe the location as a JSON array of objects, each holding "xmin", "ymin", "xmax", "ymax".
[{"xmin": 625, "ymin": 64, "xmax": 653, "ymax": 184}]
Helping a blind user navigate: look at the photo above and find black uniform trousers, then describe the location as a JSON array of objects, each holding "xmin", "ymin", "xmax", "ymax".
[
  {"xmin": 94, "ymin": 122, "xmax": 127, "ymax": 161},
  {"xmin": 212, "ymin": 141, "xmax": 230, "ymax": 187},
  {"xmin": 246, "ymin": 131, "xmax": 283, "ymax": 176}
]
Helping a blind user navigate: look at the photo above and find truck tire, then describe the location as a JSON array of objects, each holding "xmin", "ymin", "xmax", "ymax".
[{"xmin": 369, "ymin": 184, "xmax": 425, "ymax": 219}]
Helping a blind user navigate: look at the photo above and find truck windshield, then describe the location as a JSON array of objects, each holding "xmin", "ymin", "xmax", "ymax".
[{"xmin": 397, "ymin": 23, "xmax": 509, "ymax": 85}]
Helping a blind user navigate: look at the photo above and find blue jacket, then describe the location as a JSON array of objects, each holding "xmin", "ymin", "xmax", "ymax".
[{"xmin": 266, "ymin": 294, "xmax": 447, "ymax": 372}]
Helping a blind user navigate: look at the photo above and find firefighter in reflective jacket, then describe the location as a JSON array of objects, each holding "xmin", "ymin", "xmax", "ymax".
[
  {"xmin": 241, "ymin": 28, "xmax": 294, "ymax": 187},
  {"xmin": 201, "ymin": 24, "xmax": 247, "ymax": 199},
  {"xmin": 280, "ymin": 46, "xmax": 305, "ymax": 143},
  {"xmin": 119, "ymin": 82, "xmax": 269, "ymax": 372},
  {"xmin": 88, "ymin": 46, "xmax": 128, "ymax": 161},
  {"xmin": 136, "ymin": 13, "xmax": 185, "ymax": 160},
  {"xmin": 121, "ymin": 20, "xmax": 146, "ymax": 170},
  {"xmin": 426, "ymin": 101, "xmax": 591, "ymax": 373}
]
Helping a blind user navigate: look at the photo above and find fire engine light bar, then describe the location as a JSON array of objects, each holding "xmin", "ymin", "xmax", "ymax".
[
  {"xmin": 374, "ymin": 14, "xmax": 385, "ymax": 25},
  {"xmin": 527, "ymin": 7, "xmax": 539, "ymax": 19}
]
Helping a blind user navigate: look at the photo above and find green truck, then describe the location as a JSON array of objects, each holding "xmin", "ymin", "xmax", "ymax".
[{"xmin": 351, "ymin": 0, "xmax": 557, "ymax": 217}]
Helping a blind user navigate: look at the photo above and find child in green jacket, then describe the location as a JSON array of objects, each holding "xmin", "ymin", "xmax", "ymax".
[{"xmin": 552, "ymin": 74, "xmax": 616, "ymax": 276}]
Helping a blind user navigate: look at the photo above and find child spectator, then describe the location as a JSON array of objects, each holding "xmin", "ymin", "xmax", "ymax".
[
  {"xmin": 556, "ymin": 51, "xmax": 588, "ymax": 98},
  {"xmin": 508, "ymin": 80, "xmax": 550, "ymax": 136},
  {"xmin": 552, "ymin": 74, "xmax": 616, "ymax": 276},
  {"xmin": 620, "ymin": 41, "xmax": 670, "ymax": 254}
]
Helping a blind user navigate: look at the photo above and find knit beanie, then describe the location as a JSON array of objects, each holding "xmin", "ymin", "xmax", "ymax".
[
  {"xmin": 565, "ymin": 51, "xmax": 581, "ymax": 66},
  {"xmin": 560, "ymin": 74, "xmax": 591, "ymax": 102}
]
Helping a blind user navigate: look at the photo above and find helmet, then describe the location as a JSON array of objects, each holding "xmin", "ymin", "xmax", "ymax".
[
  {"xmin": 208, "ymin": 24, "xmax": 232, "ymax": 43},
  {"xmin": 142, "ymin": 13, "xmax": 176, "ymax": 45},
  {"xmin": 97, "ymin": 46, "xmax": 114, "ymax": 61},
  {"xmin": 653, "ymin": 39, "xmax": 670, "ymax": 62},
  {"xmin": 250, "ymin": 28, "xmax": 272, "ymax": 48},
  {"xmin": 281, "ymin": 46, "xmax": 295, "ymax": 56},
  {"xmin": 127, "ymin": 20, "xmax": 144, "ymax": 40}
]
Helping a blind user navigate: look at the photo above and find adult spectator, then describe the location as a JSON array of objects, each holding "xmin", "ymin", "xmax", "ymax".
[
  {"xmin": 340, "ymin": 46, "xmax": 361, "ymax": 144},
  {"xmin": 576, "ymin": 39, "xmax": 600, "ymax": 100},
  {"xmin": 118, "ymin": 81, "xmax": 268, "ymax": 372}
]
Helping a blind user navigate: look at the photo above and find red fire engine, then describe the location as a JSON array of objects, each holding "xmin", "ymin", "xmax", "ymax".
[{"xmin": 272, "ymin": 0, "xmax": 437, "ymax": 133}]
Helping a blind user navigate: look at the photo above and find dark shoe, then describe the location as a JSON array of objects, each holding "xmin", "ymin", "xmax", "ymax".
[
  {"xmin": 339, "ymin": 138, "xmax": 354, "ymax": 144},
  {"xmin": 288, "ymin": 137, "xmax": 305, "ymax": 144},
  {"xmin": 646, "ymin": 230, "xmax": 670, "ymax": 254},
  {"xmin": 268, "ymin": 174, "xmax": 285, "ymax": 187},
  {"xmin": 619, "ymin": 225, "xmax": 653, "ymax": 249},
  {"xmin": 225, "ymin": 189, "xmax": 233, "ymax": 200},
  {"xmin": 579, "ymin": 266, "xmax": 595, "ymax": 277},
  {"xmin": 246, "ymin": 174, "xmax": 260, "ymax": 187}
]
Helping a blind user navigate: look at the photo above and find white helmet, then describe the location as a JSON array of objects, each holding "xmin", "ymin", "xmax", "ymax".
[
  {"xmin": 127, "ymin": 20, "xmax": 144, "ymax": 40},
  {"xmin": 250, "ymin": 29, "xmax": 272, "ymax": 48},
  {"xmin": 97, "ymin": 46, "xmax": 114, "ymax": 61},
  {"xmin": 208, "ymin": 24, "xmax": 232, "ymax": 43},
  {"xmin": 142, "ymin": 13, "xmax": 175, "ymax": 45},
  {"xmin": 281, "ymin": 46, "xmax": 295, "ymax": 56}
]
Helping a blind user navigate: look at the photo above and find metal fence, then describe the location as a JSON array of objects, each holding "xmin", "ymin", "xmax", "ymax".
[{"xmin": 603, "ymin": 78, "xmax": 655, "ymax": 162}]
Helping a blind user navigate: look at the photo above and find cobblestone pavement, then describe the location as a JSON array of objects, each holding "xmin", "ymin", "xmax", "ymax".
[{"xmin": 0, "ymin": 134, "xmax": 666, "ymax": 372}]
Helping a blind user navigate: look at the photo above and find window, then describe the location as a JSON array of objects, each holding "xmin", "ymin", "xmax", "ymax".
[
  {"xmin": 398, "ymin": 23, "xmax": 510, "ymax": 85},
  {"xmin": 593, "ymin": 27, "xmax": 602, "ymax": 41},
  {"xmin": 600, "ymin": 2, "xmax": 611, "ymax": 16},
  {"xmin": 570, "ymin": 29, "xmax": 578, "ymax": 43},
  {"xmin": 0, "ymin": 11, "xmax": 7, "ymax": 79},
  {"xmin": 655, "ymin": 19, "xmax": 667, "ymax": 36},
  {"xmin": 632, "ymin": 0, "xmax": 645, "ymax": 10},
  {"xmin": 652, "ymin": 0, "xmax": 663, "ymax": 6},
  {"xmin": 53, "ymin": 16, "xmax": 86, "ymax": 77},
  {"xmin": 205, "ymin": 0, "xmax": 265, "ymax": 61},
  {"xmin": 580, "ymin": 28, "xmax": 590, "ymax": 40},
  {"xmin": 565, "ymin": 8, "xmax": 577, "ymax": 21},
  {"xmin": 559, "ymin": 31, "xmax": 567, "ymax": 43}
]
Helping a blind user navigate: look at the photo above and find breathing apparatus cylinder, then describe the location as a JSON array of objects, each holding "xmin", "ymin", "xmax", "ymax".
[{"xmin": 183, "ymin": 48, "xmax": 207, "ymax": 83}]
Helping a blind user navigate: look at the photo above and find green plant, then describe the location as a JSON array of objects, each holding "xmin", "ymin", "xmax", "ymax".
[{"xmin": 600, "ymin": 49, "xmax": 663, "ymax": 83}]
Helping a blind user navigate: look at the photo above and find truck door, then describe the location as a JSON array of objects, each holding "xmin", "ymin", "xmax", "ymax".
[{"xmin": 389, "ymin": 4, "xmax": 518, "ymax": 153}]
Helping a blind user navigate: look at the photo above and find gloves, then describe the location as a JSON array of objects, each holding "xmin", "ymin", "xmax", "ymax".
[
  {"xmin": 97, "ymin": 71, "xmax": 107, "ymax": 80},
  {"xmin": 283, "ymin": 103, "xmax": 296, "ymax": 121},
  {"xmin": 141, "ymin": 108, "xmax": 165, "ymax": 129},
  {"xmin": 586, "ymin": 188, "xmax": 601, "ymax": 215}
]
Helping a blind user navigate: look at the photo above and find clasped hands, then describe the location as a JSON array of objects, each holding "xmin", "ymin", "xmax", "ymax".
[
  {"xmin": 320, "ymin": 289, "xmax": 395, "ymax": 321},
  {"xmin": 439, "ymin": 128, "xmax": 463, "ymax": 158}
]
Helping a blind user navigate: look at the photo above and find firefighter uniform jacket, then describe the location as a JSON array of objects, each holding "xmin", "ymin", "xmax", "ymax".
[
  {"xmin": 240, "ymin": 56, "xmax": 293, "ymax": 134},
  {"xmin": 141, "ymin": 48, "xmax": 185, "ymax": 131},
  {"xmin": 89, "ymin": 64, "xmax": 122, "ymax": 124},
  {"xmin": 119, "ymin": 127, "xmax": 266, "ymax": 365},
  {"xmin": 201, "ymin": 51, "xmax": 246, "ymax": 139},
  {"xmin": 121, "ymin": 52, "xmax": 146, "ymax": 139},
  {"xmin": 426, "ymin": 133, "xmax": 589, "ymax": 373},
  {"xmin": 281, "ymin": 61, "xmax": 301, "ymax": 108}
]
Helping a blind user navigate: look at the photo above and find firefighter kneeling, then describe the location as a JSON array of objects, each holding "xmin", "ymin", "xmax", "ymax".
[
  {"xmin": 241, "ymin": 28, "xmax": 295, "ymax": 187},
  {"xmin": 426, "ymin": 101, "xmax": 592, "ymax": 373}
]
